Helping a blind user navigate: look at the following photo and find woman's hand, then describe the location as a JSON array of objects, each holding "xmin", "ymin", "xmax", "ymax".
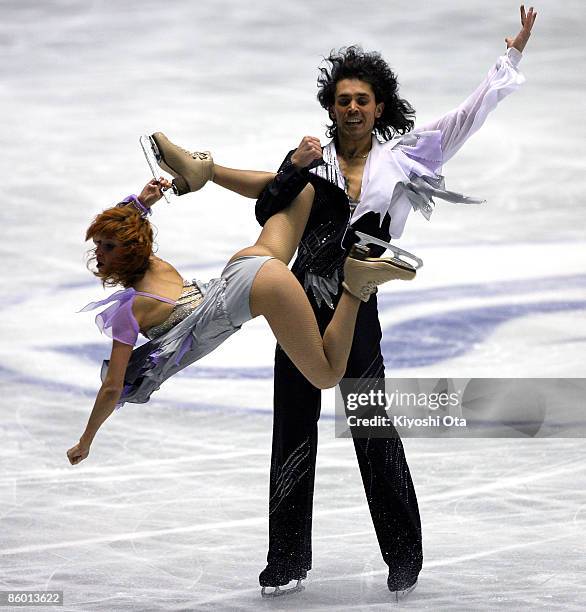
[
  {"xmin": 138, "ymin": 177, "xmax": 173, "ymax": 207},
  {"xmin": 505, "ymin": 5, "xmax": 537, "ymax": 53},
  {"xmin": 67, "ymin": 438, "xmax": 91, "ymax": 465}
]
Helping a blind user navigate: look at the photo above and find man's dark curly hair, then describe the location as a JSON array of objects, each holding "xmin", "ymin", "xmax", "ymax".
[{"xmin": 317, "ymin": 45, "xmax": 415, "ymax": 141}]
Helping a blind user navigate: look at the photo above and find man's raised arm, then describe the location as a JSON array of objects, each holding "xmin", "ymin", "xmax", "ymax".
[{"xmin": 414, "ymin": 4, "xmax": 537, "ymax": 164}]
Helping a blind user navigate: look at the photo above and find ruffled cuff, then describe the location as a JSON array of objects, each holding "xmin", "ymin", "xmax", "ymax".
[{"xmin": 505, "ymin": 46, "xmax": 522, "ymax": 68}]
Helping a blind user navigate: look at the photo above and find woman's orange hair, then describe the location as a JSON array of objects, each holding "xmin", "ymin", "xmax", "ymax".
[{"xmin": 86, "ymin": 205, "xmax": 154, "ymax": 288}]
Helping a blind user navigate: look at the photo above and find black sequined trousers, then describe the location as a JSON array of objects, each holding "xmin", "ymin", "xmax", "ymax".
[
  {"xmin": 256, "ymin": 153, "xmax": 423, "ymax": 589},
  {"xmin": 263, "ymin": 291, "xmax": 423, "ymax": 589}
]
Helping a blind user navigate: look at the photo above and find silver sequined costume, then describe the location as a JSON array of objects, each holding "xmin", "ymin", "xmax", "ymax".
[{"xmin": 95, "ymin": 255, "xmax": 274, "ymax": 407}]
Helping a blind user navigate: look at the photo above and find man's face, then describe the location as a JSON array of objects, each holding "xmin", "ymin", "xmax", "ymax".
[{"xmin": 330, "ymin": 79, "xmax": 384, "ymax": 141}]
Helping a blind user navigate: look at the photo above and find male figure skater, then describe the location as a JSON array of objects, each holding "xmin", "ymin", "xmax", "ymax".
[{"xmin": 255, "ymin": 5, "xmax": 537, "ymax": 599}]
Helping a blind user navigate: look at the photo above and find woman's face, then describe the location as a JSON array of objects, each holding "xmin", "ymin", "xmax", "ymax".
[{"xmin": 92, "ymin": 234, "xmax": 123, "ymax": 272}]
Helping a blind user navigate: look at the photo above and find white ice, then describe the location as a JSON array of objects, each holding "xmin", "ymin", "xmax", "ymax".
[{"xmin": 1, "ymin": 0, "xmax": 585, "ymax": 610}]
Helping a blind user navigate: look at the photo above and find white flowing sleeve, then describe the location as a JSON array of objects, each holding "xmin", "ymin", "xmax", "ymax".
[{"xmin": 414, "ymin": 47, "xmax": 525, "ymax": 164}]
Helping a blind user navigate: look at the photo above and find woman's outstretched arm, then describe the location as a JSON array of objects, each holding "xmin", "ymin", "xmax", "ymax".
[{"xmin": 67, "ymin": 340, "xmax": 132, "ymax": 465}]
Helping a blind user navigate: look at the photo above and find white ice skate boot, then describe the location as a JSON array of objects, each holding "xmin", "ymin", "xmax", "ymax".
[
  {"xmin": 141, "ymin": 132, "xmax": 214, "ymax": 196},
  {"xmin": 342, "ymin": 240, "xmax": 419, "ymax": 302}
]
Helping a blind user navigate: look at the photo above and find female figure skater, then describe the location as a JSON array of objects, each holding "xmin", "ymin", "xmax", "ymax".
[{"xmin": 67, "ymin": 134, "xmax": 416, "ymax": 465}]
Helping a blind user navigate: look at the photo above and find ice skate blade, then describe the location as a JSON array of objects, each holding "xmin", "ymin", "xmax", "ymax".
[
  {"xmin": 366, "ymin": 258, "xmax": 416, "ymax": 280},
  {"xmin": 347, "ymin": 246, "xmax": 416, "ymax": 283},
  {"xmin": 391, "ymin": 580, "xmax": 417, "ymax": 603},
  {"xmin": 261, "ymin": 580, "xmax": 305, "ymax": 598},
  {"xmin": 354, "ymin": 231, "xmax": 423, "ymax": 270},
  {"xmin": 139, "ymin": 134, "xmax": 172, "ymax": 203}
]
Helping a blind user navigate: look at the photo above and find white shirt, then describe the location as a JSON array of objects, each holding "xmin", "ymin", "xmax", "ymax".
[{"xmin": 310, "ymin": 47, "xmax": 525, "ymax": 238}]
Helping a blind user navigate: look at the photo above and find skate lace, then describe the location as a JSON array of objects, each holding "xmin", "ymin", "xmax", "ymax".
[
  {"xmin": 360, "ymin": 281, "xmax": 378, "ymax": 299},
  {"xmin": 190, "ymin": 151, "xmax": 211, "ymax": 161},
  {"xmin": 176, "ymin": 144, "xmax": 211, "ymax": 161}
]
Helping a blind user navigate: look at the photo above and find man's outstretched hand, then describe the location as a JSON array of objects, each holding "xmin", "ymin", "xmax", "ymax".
[{"xmin": 505, "ymin": 5, "xmax": 537, "ymax": 53}]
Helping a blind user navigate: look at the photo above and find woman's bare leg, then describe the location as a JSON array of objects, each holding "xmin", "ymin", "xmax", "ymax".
[
  {"xmin": 250, "ymin": 259, "xmax": 361, "ymax": 390},
  {"xmin": 229, "ymin": 183, "xmax": 315, "ymax": 265},
  {"xmin": 214, "ymin": 166, "xmax": 357, "ymax": 387},
  {"xmin": 185, "ymin": 154, "xmax": 376, "ymax": 388},
  {"xmin": 213, "ymin": 164, "xmax": 276, "ymax": 199},
  {"xmin": 219, "ymin": 174, "xmax": 360, "ymax": 387},
  {"xmin": 226, "ymin": 181, "xmax": 359, "ymax": 388}
]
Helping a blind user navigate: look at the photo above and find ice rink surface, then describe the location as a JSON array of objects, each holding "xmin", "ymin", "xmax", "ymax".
[{"xmin": 1, "ymin": 0, "xmax": 585, "ymax": 609}]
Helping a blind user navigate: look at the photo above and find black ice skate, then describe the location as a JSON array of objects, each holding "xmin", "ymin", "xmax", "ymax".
[
  {"xmin": 260, "ymin": 579, "xmax": 305, "ymax": 598},
  {"xmin": 388, "ymin": 576, "xmax": 418, "ymax": 602},
  {"xmin": 259, "ymin": 566, "xmax": 307, "ymax": 598}
]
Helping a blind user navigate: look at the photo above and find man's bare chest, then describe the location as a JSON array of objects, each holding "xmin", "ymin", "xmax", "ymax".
[{"xmin": 338, "ymin": 157, "xmax": 367, "ymax": 202}]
